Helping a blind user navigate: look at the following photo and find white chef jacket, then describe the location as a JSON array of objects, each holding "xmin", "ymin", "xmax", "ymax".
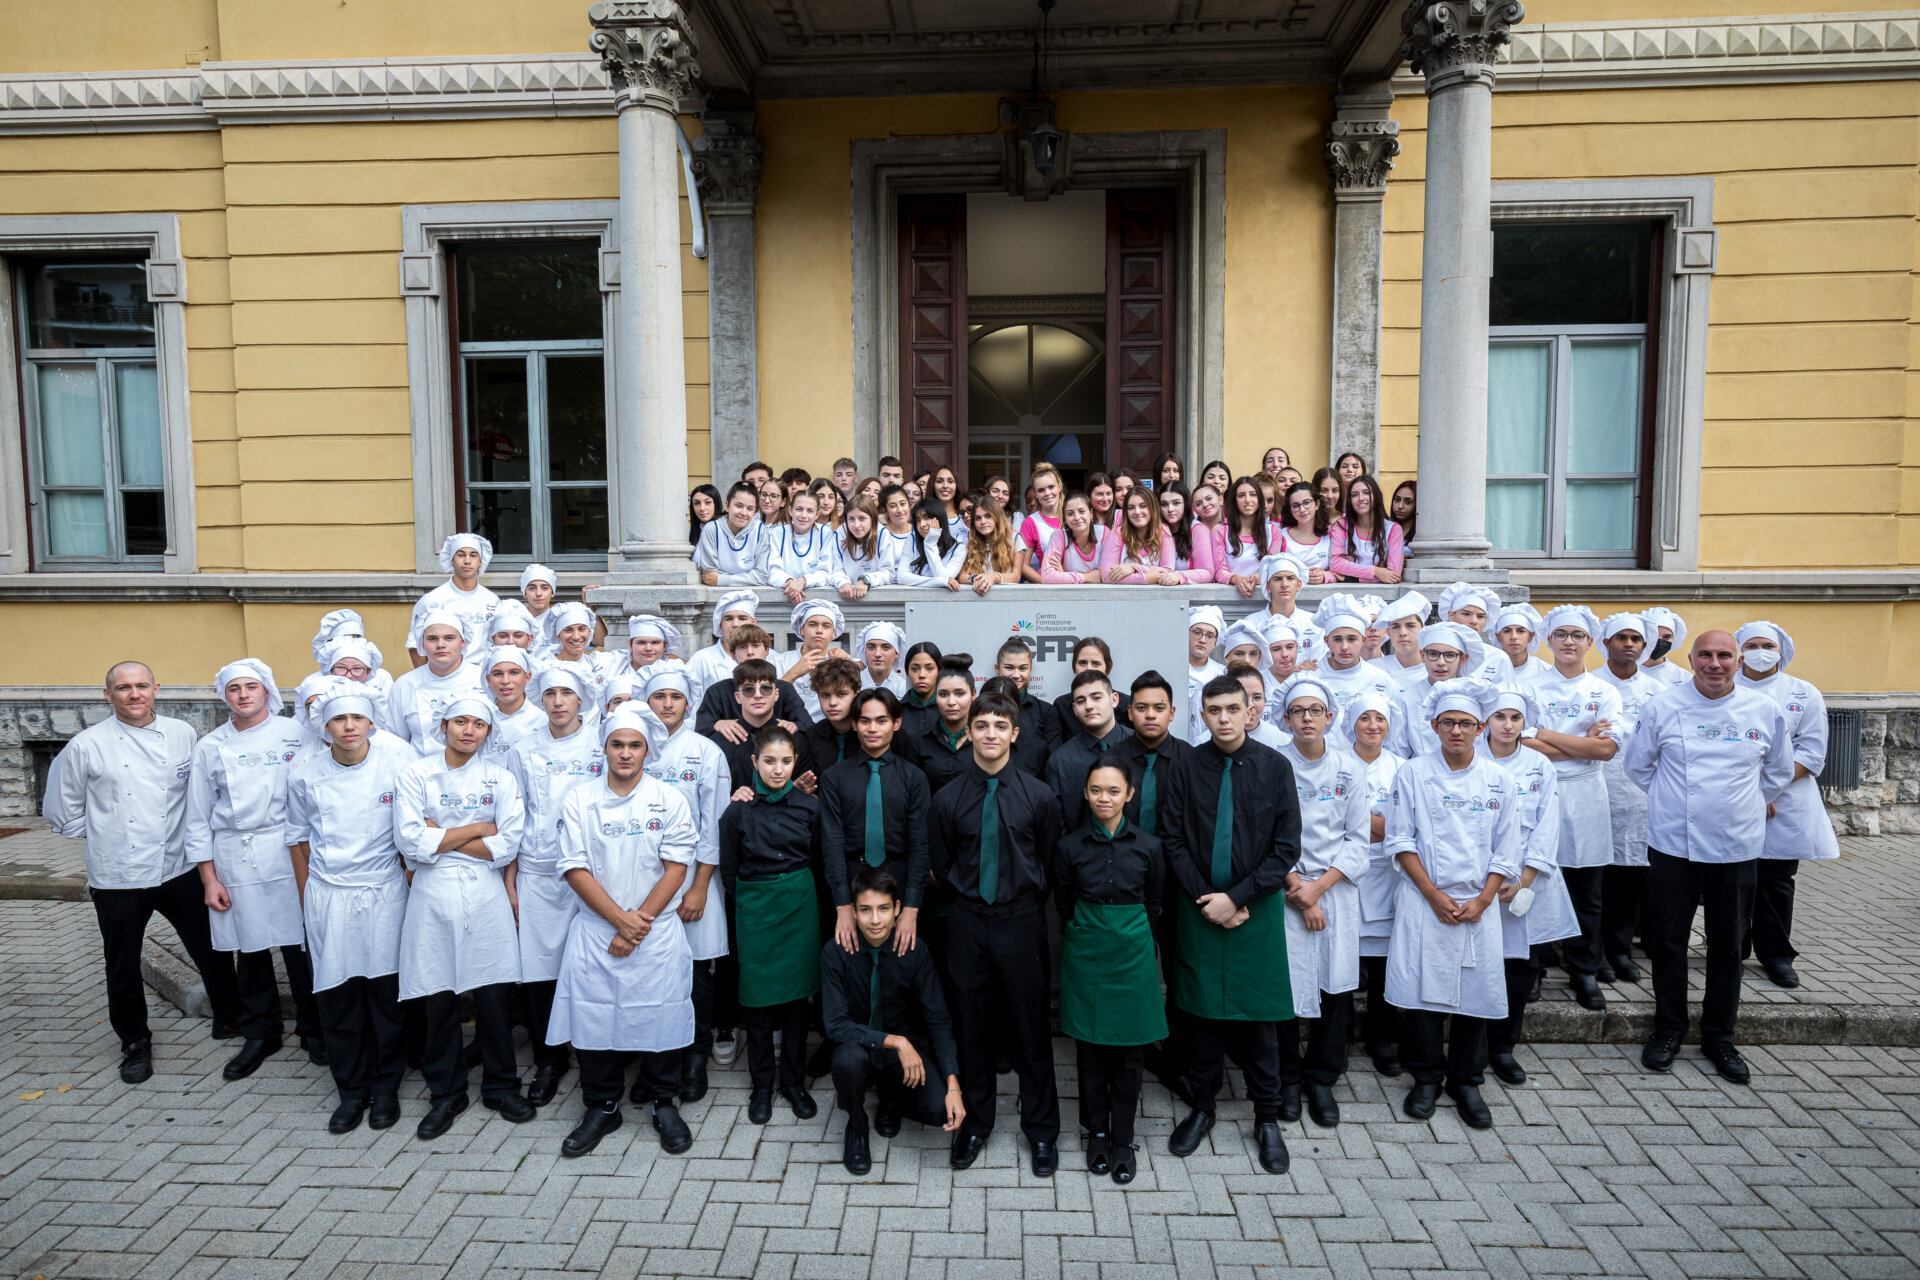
[
  {"xmin": 392, "ymin": 751, "xmax": 525, "ymax": 999},
  {"xmin": 1737, "ymin": 670, "xmax": 1839, "ymax": 862},
  {"xmin": 483, "ymin": 699, "xmax": 548, "ymax": 763},
  {"xmin": 547, "ymin": 775, "xmax": 698, "ymax": 1053},
  {"xmin": 1386, "ymin": 677, "xmax": 1450, "ymax": 760},
  {"xmin": 893, "ymin": 537, "xmax": 969, "ymax": 588},
  {"xmin": 284, "ymin": 731, "xmax": 417, "ymax": 992},
  {"xmin": 1254, "ymin": 604, "xmax": 1323, "ymax": 653},
  {"xmin": 756, "ymin": 523, "xmax": 838, "ymax": 591},
  {"xmin": 1355, "ymin": 747, "xmax": 1403, "ymax": 958},
  {"xmin": 386, "ymin": 662, "xmax": 485, "ymax": 757},
  {"xmin": 692, "ymin": 517, "xmax": 765, "ymax": 585},
  {"xmin": 1529, "ymin": 667, "xmax": 1625, "ymax": 869},
  {"xmin": 645, "ymin": 721, "xmax": 732, "ymax": 962},
  {"xmin": 1596, "ymin": 663, "xmax": 1669, "ymax": 867},
  {"xmin": 1183, "ymin": 660, "xmax": 1225, "ymax": 745},
  {"xmin": 44, "ymin": 714, "xmax": 199, "ymax": 891},
  {"xmin": 1642, "ymin": 659, "xmax": 1692, "ymax": 690},
  {"xmin": 405, "ymin": 580, "xmax": 500, "ymax": 652},
  {"xmin": 510, "ymin": 721, "xmax": 607, "ymax": 982},
  {"xmin": 1623, "ymin": 681, "xmax": 1794, "ymax": 866},
  {"xmin": 685, "ymin": 641, "xmax": 742, "ymax": 708},
  {"xmin": 1382, "ymin": 751, "xmax": 1523, "ymax": 1019},
  {"xmin": 1496, "ymin": 654, "xmax": 1553, "ymax": 693},
  {"xmin": 860, "ymin": 668, "xmax": 909, "ymax": 698},
  {"xmin": 1314, "ymin": 662, "xmax": 1402, "ymax": 751},
  {"xmin": 184, "ymin": 714, "xmax": 310, "ymax": 953},
  {"xmin": 1478, "ymin": 740, "xmax": 1581, "ymax": 958},
  {"xmin": 1278, "ymin": 743, "xmax": 1371, "ymax": 1016}
]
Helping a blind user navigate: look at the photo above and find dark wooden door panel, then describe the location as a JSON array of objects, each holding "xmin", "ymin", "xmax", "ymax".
[
  {"xmin": 899, "ymin": 195, "xmax": 967, "ymax": 477},
  {"xmin": 1106, "ymin": 188, "xmax": 1176, "ymax": 477}
]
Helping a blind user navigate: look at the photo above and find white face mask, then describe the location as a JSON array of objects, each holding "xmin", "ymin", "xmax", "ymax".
[{"xmin": 1742, "ymin": 647, "xmax": 1781, "ymax": 673}]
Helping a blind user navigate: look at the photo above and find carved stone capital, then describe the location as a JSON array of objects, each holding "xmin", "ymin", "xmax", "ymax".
[
  {"xmin": 588, "ymin": 0, "xmax": 699, "ymax": 114},
  {"xmin": 1401, "ymin": 0, "xmax": 1526, "ymax": 94},
  {"xmin": 691, "ymin": 108, "xmax": 764, "ymax": 214},
  {"xmin": 1325, "ymin": 118, "xmax": 1401, "ymax": 199}
]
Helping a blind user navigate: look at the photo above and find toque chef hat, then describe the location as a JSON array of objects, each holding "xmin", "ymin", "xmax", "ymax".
[
  {"xmin": 438, "ymin": 532, "xmax": 494, "ymax": 575},
  {"xmin": 215, "ymin": 658, "xmax": 283, "ymax": 717}
]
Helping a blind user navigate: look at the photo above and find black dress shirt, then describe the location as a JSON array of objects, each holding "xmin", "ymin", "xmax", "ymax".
[
  {"xmin": 1054, "ymin": 689, "xmax": 1133, "ymax": 737},
  {"xmin": 901, "ymin": 692, "xmax": 939, "ymax": 740},
  {"xmin": 928, "ymin": 759, "xmax": 1062, "ymax": 908},
  {"xmin": 898, "ymin": 718, "xmax": 972, "ymax": 797},
  {"xmin": 802, "ymin": 718, "xmax": 857, "ymax": 777},
  {"xmin": 695, "ymin": 677, "xmax": 813, "ymax": 736},
  {"xmin": 820, "ymin": 936, "xmax": 959, "ymax": 1081},
  {"xmin": 1158, "ymin": 738, "xmax": 1301, "ymax": 909},
  {"xmin": 1114, "ymin": 732, "xmax": 1192, "ymax": 835},
  {"xmin": 1052, "ymin": 819, "xmax": 1166, "ymax": 923},
  {"xmin": 710, "ymin": 719, "xmax": 816, "ymax": 793},
  {"xmin": 819, "ymin": 749, "xmax": 931, "ymax": 908},
  {"xmin": 1044, "ymin": 721, "xmax": 1134, "ymax": 834}
]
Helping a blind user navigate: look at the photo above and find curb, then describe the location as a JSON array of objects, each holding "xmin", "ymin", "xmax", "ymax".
[{"xmin": 0, "ymin": 876, "xmax": 88, "ymax": 901}]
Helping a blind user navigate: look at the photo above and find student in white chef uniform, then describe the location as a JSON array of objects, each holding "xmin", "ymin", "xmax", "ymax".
[
  {"xmin": 1636, "ymin": 606, "xmax": 1693, "ymax": 690},
  {"xmin": 687, "ymin": 589, "xmax": 764, "ymax": 707},
  {"xmin": 1437, "ymin": 583, "xmax": 1509, "ymax": 683},
  {"xmin": 481, "ymin": 645, "xmax": 548, "ymax": 760},
  {"xmin": 393, "ymin": 696, "xmax": 531, "ymax": 1139},
  {"xmin": 186, "ymin": 659, "xmax": 323, "ymax": 1080},
  {"xmin": 1274, "ymin": 676, "xmax": 1372, "ymax": 1130},
  {"xmin": 638, "ymin": 659, "xmax": 732, "ymax": 1105},
  {"xmin": 549, "ymin": 704, "xmax": 701, "ymax": 1159},
  {"xmin": 1367, "ymin": 592, "xmax": 1432, "ymax": 689},
  {"xmin": 1593, "ymin": 612, "xmax": 1668, "ymax": 983},
  {"xmin": 1733, "ymin": 621, "xmax": 1839, "ymax": 989},
  {"xmin": 387, "ymin": 609, "xmax": 484, "ymax": 756},
  {"xmin": 1303, "ymin": 600, "xmax": 1400, "ymax": 749},
  {"xmin": 1488, "ymin": 604, "xmax": 1551, "ymax": 693},
  {"xmin": 1184, "ymin": 605, "xmax": 1226, "ymax": 744},
  {"xmin": 623, "ymin": 614, "xmax": 687, "ymax": 674},
  {"xmin": 284, "ymin": 685, "xmax": 419, "ymax": 1134},
  {"xmin": 1385, "ymin": 622, "xmax": 1487, "ymax": 760},
  {"xmin": 782, "ymin": 598, "xmax": 850, "ymax": 721},
  {"xmin": 1343, "ymin": 691, "xmax": 1406, "ymax": 1079},
  {"xmin": 1383, "ymin": 681, "xmax": 1523, "ymax": 1131},
  {"xmin": 1523, "ymin": 605, "xmax": 1625, "ymax": 1012},
  {"xmin": 855, "ymin": 620, "xmax": 909, "ymax": 696},
  {"xmin": 407, "ymin": 533, "xmax": 501, "ymax": 667}
]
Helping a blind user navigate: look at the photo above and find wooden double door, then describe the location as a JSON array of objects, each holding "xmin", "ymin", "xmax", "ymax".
[{"xmin": 898, "ymin": 188, "xmax": 1178, "ymax": 484}]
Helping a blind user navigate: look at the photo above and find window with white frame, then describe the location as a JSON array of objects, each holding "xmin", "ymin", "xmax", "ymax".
[{"xmin": 1486, "ymin": 222, "xmax": 1657, "ymax": 565}]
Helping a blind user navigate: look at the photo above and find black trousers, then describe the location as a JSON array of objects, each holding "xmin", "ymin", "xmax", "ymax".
[
  {"xmin": 948, "ymin": 901, "xmax": 1060, "ymax": 1145},
  {"xmin": 234, "ymin": 945, "xmax": 320, "ymax": 1042},
  {"xmin": 1185, "ymin": 1017, "xmax": 1284, "ymax": 1120},
  {"xmin": 831, "ymin": 1040, "xmax": 948, "ymax": 1138},
  {"xmin": 420, "ymin": 984, "xmax": 519, "ymax": 1104},
  {"xmin": 745, "ymin": 998, "xmax": 811, "ymax": 1092},
  {"xmin": 1360, "ymin": 956, "xmax": 1399, "ymax": 1055},
  {"xmin": 315, "ymin": 973, "xmax": 405, "ymax": 1106},
  {"xmin": 1401, "ymin": 1010, "xmax": 1487, "ymax": 1088},
  {"xmin": 1559, "ymin": 866, "xmax": 1607, "ymax": 976},
  {"xmin": 89, "ymin": 869, "xmax": 243, "ymax": 1048},
  {"xmin": 578, "ymin": 1048, "xmax": 682, "ymax": 1109},
  {"xmin": 1076, "ymin": 1042, "xmax": 1145, "ymax": 1148},
  {"xmin": 521, "ymin": 979, "xmax": 569, "ymax": 1069},
  {"xmin": 1277, "ymin": 991, "xmax": 1352, "ymax": 1088},
  {"xmin": 1600, "ymin": 865, "xmax": 1649, "ymax": 960},
  {"xmin": 1647, "ymin": 849, "xmax": 1756, "ymax": 1046},
  {"xmin": 1745, "ymin": 859, "xmax": 1799, "ymax": 963},
  {"xmin": 1488, "ymin": 958, "xmax": 1536, "ymax": 1058}
]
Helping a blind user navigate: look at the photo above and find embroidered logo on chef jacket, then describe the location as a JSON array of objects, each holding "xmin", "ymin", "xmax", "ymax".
[
  {"xmin": 1787, "ymin": 701, "xmax": 1804, "ymax": 713},
  {"xmin": 379, "ymin": 791, "xmax": 394, "ymax": 806},
  {"xmin": 1746, "ymin": 729, "xmax": 1763, "ymax": 742}
]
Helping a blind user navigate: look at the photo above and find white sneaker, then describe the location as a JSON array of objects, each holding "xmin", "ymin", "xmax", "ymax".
[{"xmin": 711, "ymin": 1029, "xmax": 739, "ymax": 1067}]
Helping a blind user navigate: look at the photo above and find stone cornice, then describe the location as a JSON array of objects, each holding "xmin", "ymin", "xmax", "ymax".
[{"xmin": 0, "ymin": 68, "xmax": 209, "ymax": 134}]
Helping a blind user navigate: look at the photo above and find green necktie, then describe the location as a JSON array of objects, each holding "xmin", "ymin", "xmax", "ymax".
[
  {"xmin": 1210, "ymin": 755, "xmax": 1234, "ymax": 891},
  {"xmin": 1095, "ymin": 736, "xmax": 1109, "ymax": 754},
  {"xmin": 1139, "ymin": 750, "xmax": 1159, "ymax": 834},
  {"xmin": 978, "ymin": 777, "xmax": 1002, "ymax": 904},
  {"xmin": 867, "ymin": 946, "xmax": 885, "ymax": 1068},
  {"xmin": 864, "ymin": 759, "xmax": 885, "ymax": 867},
  {"xmin": 837, "ymin": 733, "xmax": 847, "ymax": 765}
]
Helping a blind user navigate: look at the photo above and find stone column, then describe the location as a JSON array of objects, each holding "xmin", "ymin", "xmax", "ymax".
[
  {"xmin": 590, "ymin": 0, "xmax": 700, "ymax": 583},
  {"xmin": 1325, "ymin": 85, "xmax": 1399, "ymax": 474},
  {"xmin": 691, "ymin": 103, "xmax": 765, "ymax": 490},
  {"xmin": 1400, "ymin": 0, "xmax": 1523, "ymax": 580}
]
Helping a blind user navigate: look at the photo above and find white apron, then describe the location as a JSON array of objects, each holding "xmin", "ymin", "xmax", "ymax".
[
  {"xmin": 1280, "ymin": 744, "xmax": 1372, "ymax": 1015},
  {"xmin": 646, "ymin": 724, "xmax": 732, "ymax": 963},
  {"xmin": 1482, "ymin": 743, "xmax": 1580, "ymax": 958},
  {"xmin": 1596, "ymin": 665, "xmax": 1665, "ymax": 868},
  {"xmin": 211, "ymin": 829, "xmax": 306, "ymax": 954},
  {"xmin": 286, "ymin": 733, "xmax": 416, "ymax": 992},
  {"xmin": 189, "ymin": 719, "xmax": 310, "ymax": 953},
  {"xmin": 1532, "ymin": 670, "xmax": 1624, "ymax": 869},
  {"xmin": 512, "ymin": 724, "xmax": 606, "ymax": 983},
  {"xmin": 1741, "ymin": 673, "xmax": 1840, "ymax": 863},
  {"xmin": 1355, "ymin": 749, "xmax": 1403, "ymax": 958},
  {"xmin": 394, "ymin": 757, "xmax": 524, "ymax": 1000}
]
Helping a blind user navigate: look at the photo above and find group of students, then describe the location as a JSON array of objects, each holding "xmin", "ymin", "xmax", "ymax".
[
  {"xmin": 691, "ymin": 449, "xmax": 1420, "ymax": 598},
  {"xmin": 45, "ymin": 531, "xmax": 1831, "ymax": 1181}
]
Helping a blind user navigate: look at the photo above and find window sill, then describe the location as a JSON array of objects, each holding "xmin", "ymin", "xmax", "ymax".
[{"xmin": 1508, "ymin": 568, "xmax": 1920, "ymax": 603}]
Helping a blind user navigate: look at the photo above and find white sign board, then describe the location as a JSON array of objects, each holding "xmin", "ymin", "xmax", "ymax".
[{"xmin": 902, "ymin": 597, "xmax": 1192, "ymax": 702}]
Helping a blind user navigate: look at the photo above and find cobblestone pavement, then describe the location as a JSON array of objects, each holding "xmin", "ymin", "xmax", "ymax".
[{"xmin": 5, "ymin": 900, "xmax": 1919, "ymax": 1280}]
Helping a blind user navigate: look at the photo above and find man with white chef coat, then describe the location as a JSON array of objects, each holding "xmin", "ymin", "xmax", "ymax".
[
  {"xmin": 1251, "ymin": 553, "xmax": 1322, "ymax": 653},
  {"xmin": 548, "ymin": 705, "xmax": 700, "ymax": 1159},
  {"xmin": 1625, "ymin": 631, "xmax": 1794, "ymax": 1084},
  {"xmin": 285, "ymin": 685, "xmax": 420, "ymax": 1134},
  {"xmin": 624, "ymin": 614, "xmax": 686, "ymax": 672},
  {"xmin": 393, "ymin": 696, "xmax": 532, "ymax": 1138},
  {"xmin": 1489, "ymin": 604, "xmax": 1551, "ymax": 693},
  {"xmin": 1637, "ymin": 606, "xmax": 1693, "ymax": 690},
  {"xmin": 686, "ymin": 589, "xmax": 763, "ymax": 706},
  {"xmin": 46, "ymin": 660, "xmax": 245, "ymax": 1085},
  {"xmin": 1593, "ymin": 613, "xmax": 1668, "ymax": 983},
  {"xmin": 1342, "ymin": 691, "xmax": 1405, "ymax": 1079},
  {"xmin": 407, "ymin": 533, "xmax": 501, "ymax": 667},
  {"xmin": 1733, "ymin": 621, "xmax": 1838, "ymax": 990},
  {"xmin": 186, "ymin": 659, "xmax": 323, "ymax": 1080},
  {"xmin": 481, "ymin": 646, "xmax": 547, "ymax": 760},
  {"xmin": 1302, "ymin": 601, "xmax": 1400, "ymax": 749},
  {"xmin": 388, "ymin": 610, "xmax": 485, "ymax": 756},
  {"xmin": 1385, "ymin": 623, "xmax": 1486, "ymax": 760}
]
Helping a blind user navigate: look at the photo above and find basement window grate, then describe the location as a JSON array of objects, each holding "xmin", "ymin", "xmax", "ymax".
[{"xmin": 1817, "ymin": 709, "xmax": 1861, "ymax": 794}]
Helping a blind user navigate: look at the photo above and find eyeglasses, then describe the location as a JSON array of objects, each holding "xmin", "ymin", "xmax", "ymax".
[
  {"xmin": 1288, "ymin": 498, "xmax": 1317, "ymax": 511},
  {"xmin": 1435, "ymin": 717, "xmax": 1481, "ymax": 732},
  {"xmin": 1421, "ymin": 649, "xmax": 1461, "ymax": 662},
  {"xmin": 330, "ymin": 663, "xmax": 371, "ymax": 679},
  {"xmin": 1548, "ymin": 630, "xmax": 1587, "ymax": 643},
  {"xmin": 739, "ymin": 682, "xmax": 777, "ymax": 696},
  {"xmin": 1286, "ymin": 704, "xmax": 1330, "ymax": 718}
]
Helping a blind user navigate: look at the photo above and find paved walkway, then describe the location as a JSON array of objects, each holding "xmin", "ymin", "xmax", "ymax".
[{"xmin": 5, "ymin": 898, "xmax": 1920, "ymax": 1280}]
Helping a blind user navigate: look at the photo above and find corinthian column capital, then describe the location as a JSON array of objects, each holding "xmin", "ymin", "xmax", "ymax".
[
  {"xmin": 691, "ymin": 108, "xmax": 764, "ymax": 215},
  {"xmin": 1326, "ymin": 119, "xmax": 1402, "ymax": 200},
  {"xmin": 588, "ymin": 0, "xmax": 700, "ymax": 113},
  {"xmin": 1400, "ymin": 0, "xmax": 1526, "ymax": 94}
]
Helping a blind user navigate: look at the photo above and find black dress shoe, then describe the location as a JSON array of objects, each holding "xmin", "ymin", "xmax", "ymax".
[
  {"xmin": 843, "ymin": 1128, "xmax": 872, "ymax": 1176},
  {"xmin": 1168, "ymin": 1109, "xmax": 1213, "ymax": 1157},
  {"xmin": 1595, "ymin": 958, "xmax": 1617, "ymax": 984},
  {"xmin": 485, "ymin": 1093, "xmax": 537, "ymax": 1123},
  {"xmin": 1086, "ymin": 1132, "xmax": 1111, "ymax": 1175},
  {"xmin": 1254, "ymin": 1121, "xmax": 1290, "ymax": 1174},
  {"xmin": 1403, "ymin": 1082, "xmax": 1439, "ymax": 1119},
  {"xmin": 1277, "ymin": 1081, "xmax": 1302, "ymax": 1123},
  {"xmin": 1608, "ymin": 954, "xmax": 1642, "ymax": 983},
  {"xmin": 562, "ymin": 1105, "xmax": 622, "ymax": 1157},
  {"xmin": 1489, "ymin": 1052, "xmax": 1526, "ymax": 1086},
  {"xmin": 223, "ymin": 1037, "xmax": 282, "ymax": 1081},
  {"xmin": 1762, "ymin": 958, "xmax": 1800, "ymax": 989},
  {"xmin": 1368, "ymin": 1045, "xmax": 1402, "ymax": 1078},
  {"xmin": 1570, "ymin": 972, "xmax": 1607, "ymax": 1011},
  {"xmin": 328, "ymin": 1099, "xmax": 367, "ymax": 1134},
  {"xmin": 1110, "ymin": 1148, "xmax": 1135, "ymax": 1185},
  {"xmin": 680, "ymin": 1053, "xmax": 710, "ymax": 1103},
  {"xmin": 416, "ymin": 1094, "xmax": 469, "ymax": 1139},
  {"xmin": 652, "ymin": 1101, "xmax": 693, "ymax": 1153},
  {"xmin": 782, "ymin": 1084, "xmax": 818, "ymax": 1120},
  {"xmin": 301, "ymin": 1036, "xmax": 328, "ymax": 1065},
  {"xmin": 1030, "ymin": 1141, "xmax": 1058, "ymax": 1178},
  {"xmin": 1447, "ymin": 1083, "xmax": 1493, "ymax": 1130},
  {"xmin": 528, "ymin": 1063, "xmax": 568, "ymax": 1107},
  {"xmin": 1526, "ymin": 969, "xmax": 1543, "ymax": 1003},
  {"xmin": 1641, "ymin": 1033, "xmax": 1680, "ymax": 1073},
  {"xmin": 210, "ymin": 1021, "xmax": 243, "ymax": 1041},
  {"xmin": 1702, "ymin": 1041, "xmax": 1752, "ymax": 1085},
  {"xmin": 1306, "ymin": 1083, "xmax": 1339, "ymax": 1129},
  {"xmin": 369, "ymin": 1096, "xmax": 401, "ymax": 1130},
  {"xmin": 747, "ymin": 1090, "xmax": 773, "ymax": 1125},
  {"xmin": 119, "ymin": 1039, "xmax": 153, "ymax": 1085},
  {"xmin": 950, "ymin": 1130, "xmax": 985, "ymax": 1170},
  {"xmin": 874, "ymin": 1105, "xmax": 900, "ymax": 1138}
]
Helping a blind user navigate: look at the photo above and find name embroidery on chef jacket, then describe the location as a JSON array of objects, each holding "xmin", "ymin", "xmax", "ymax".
[
  {"xmin": 229, "ymin": 750, "xmax": 299, "ymax": 769},
  {"xmin": 1543, "ymin": 696, "xmax": 1602, "ymax": 721},
  {"xmin": 599, "ymin": 803, "xmax": 671, "ymax": 837}
]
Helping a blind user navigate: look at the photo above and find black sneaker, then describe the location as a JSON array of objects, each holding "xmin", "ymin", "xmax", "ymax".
[
  {"xmin": 1702, "ymin": 1041, "xmax": 1751, "ymax": 1085},
  {"xmin": 1641, "ymin": 1033, "xmax": 1681, "ymax": 1073},
  {"xmin": 119, "ymin": 1039, "xmax": 153, "ymax": 1085}
]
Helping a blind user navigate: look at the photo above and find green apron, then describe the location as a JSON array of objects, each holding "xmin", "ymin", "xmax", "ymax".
[
  {"xmin": 733, "ymin": 868, "xmax": 822, "ymax": 1007},
  {"xmin": 1169, "ymin": 893, "xmax": 1294, "ymax": 1022},
  {"xmin": 1058, "ymin": 902, "xmax": 1168, "ymax": 1047}
]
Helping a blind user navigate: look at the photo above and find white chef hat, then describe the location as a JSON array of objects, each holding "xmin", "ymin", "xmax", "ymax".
[
  {"xmin": 1487, "ymin": 684, "xmax": 1540, "ymax": 725},
  {"xmin": 1417, "ymin": 621, "xmax": 1489, "ymax": 672},
  {"xmin": 1422, "ymin": 677, "xmax": 1498, "ymax": 723},
  {"xmin": 601, "ymin": 673, "xmax": 639, "ymax": 710},
  {"xmin": 438, "ymin": 532, "xmax": 494, "ymax": 575},
  {"xmin": 315, "ymin": 683, "xmax": 376, "ymax": 741},
  {"xmin": 712, "ymin": 589, "xmax": 760, "ymax": 638},
  {"xmin": 638, "ymin": 659, "xmax": 693, "ymax": 701},
  {"xmin": 1735, "ymin": 620, "xmax": 1795, "ymax": 670},
  {"xmin": 1640, "ymin": 606, "xmax": 1688, "ymax": 652},
  {"xmin": 1220, "ymin": 619, "xmax": 1271, "ymax": 658},
  {"xmin": 790, "ymin": 599, "xmax": 845, "ymax": 636},
  {"xmin": 482, "ymin": 644, "xmax": 532, "ymax": 676},
  {"xmin": 1276, "ymin": 673, "xmax": 1334, "ymax": 713},
  {"xmin": 535, "ymin": 665, "xmax": 592, "ymax": 702},
  {"xmin": 626, "ymin": 614, "xmax": 685, "ymax": 654},
  {"xmin": 1356, "ymin": 595, "xmax": 1388, "ymax": 624},
  {"xmin": 310, "ymin": 609, "xmax": 366, "ymax": 663},
  {"xmin": 855, "ymin": 620, "xmax": 905, "ymax": 659},
  {"xmin": 1600, "ymin": 611, "xmax": 1648, "ymax": 643},
  {"xmin": 519, "ymin": 563, "xmax": 557, "ymax": 594},
  {"xmin": 488, "ymin": 600, "xmax": 538, "ymax": 639},
  {"xmin": 1265, "ymin": 619, "xmax": 1300, "ymax": 649},
  {"xmin": 1374, "ymin": 591, "xmax": 1431, "ymax": 627},
  {"xmin": 321, "ymin": 635, "xmax": 384, "ymax": 677},
  {"xmin": 1541, "ymin": 604, "xmax": 1602, "ymax": 645},
  {"xmin": 601, "ymin": 702, "xmax": 671, "ymax": 756},
  {"xmin": 1492, "ymin": 602, "xmax": 1545, "ymax": 638},
  {"xmin": 294, "ymin": 673, "xmax": 341, "ymax": 739},
  {"xmin": 1259, "ymin": 552, "xmax": 1310, "ymax": 586},
  {"xmin": 1338, "ymin": 688, "xmax": 1396, "ymax": 740},
  {"xmin": 417, "ymin": 608, "xmax": 472, "ymax": 650},
  {"xmin": 1188, "ymin": 604, "xmax": 1226, "ymax": 637},
  {"xmin": 215, "ymin": 658, "xmax": 283, "ymax": 717},
  {"xmin": 1439, "ymin": 582, "xmax": 1501, "ymax": 623},
  {"xmin": 549, "ymin": 601, "xmax": 595, "ymax": 635},
  {"xmin": 440, "ymin": 694, "xmax": 496, "ymax": 727},
  {"xmin": 1312, "ymin": 592, "xmax": 1374, "ymax": 636}
]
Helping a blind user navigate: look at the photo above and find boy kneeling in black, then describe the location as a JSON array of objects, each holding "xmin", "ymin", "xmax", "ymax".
[{"xmin": 822, "ymin": 867, "xmax": 965, "ymax": 1175}]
